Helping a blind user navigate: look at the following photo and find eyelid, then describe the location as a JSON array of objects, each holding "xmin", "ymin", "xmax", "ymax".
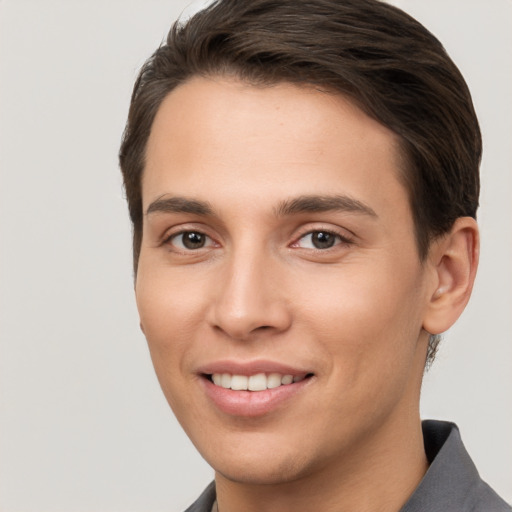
[
  {"xmin": 167, "ymin": 231, "xmax": 214, "ymax": 246},
  {"xmin": 161, "ymin": 222, "xmax": 211, "ymax": 241},
  {"xmin": 158, "ymin": 222, "xmax": 355, "ymax": 252},
  {"xmin": 291, "ymin": 224, "xmax": 356, "ymax": 248},
  {"xmin": 161, "ymin": 224, "xmax": 220, "ymax": 251}
]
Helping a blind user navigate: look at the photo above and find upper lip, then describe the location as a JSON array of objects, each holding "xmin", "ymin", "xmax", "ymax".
[{"xmin": 197, "ymin": 359, "xmax": 313, "ymax": 377}]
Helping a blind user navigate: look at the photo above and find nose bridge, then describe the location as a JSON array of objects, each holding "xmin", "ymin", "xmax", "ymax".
[{"xmin": 210, "ymin": 238, "xmax": 290, "ymax": 339}]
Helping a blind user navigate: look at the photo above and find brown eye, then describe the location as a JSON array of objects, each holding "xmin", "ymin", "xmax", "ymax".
[
  {"xmin": 168, "ymin": 231, "xmax": 213, "ymax": 250},
  {"xmin": 311, "ymin": 231, "xmax": 336, "ymax": 249},
  {"xmin": 298, "ymin": 231, "xmax": 338, "ymax": 249},
  {"xmin": 182, "ymin": 232, "xmax": 206, "ymax": 249}
]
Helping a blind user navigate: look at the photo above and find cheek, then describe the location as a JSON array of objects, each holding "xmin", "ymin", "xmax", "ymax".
[
  {"xmin": 135, "ymin": 270, "xmax": 209, "ymax": 421},
  {"xmin": 298, "ymin": 258, "xmax": 426, "ymax": 378},
  {"xmin": 135, "ymin": 267, "xmax": 207, "ymax": 377},
  {"xmin": 137, "ymin": 259, "xmax": 207, "ymax": 325}
]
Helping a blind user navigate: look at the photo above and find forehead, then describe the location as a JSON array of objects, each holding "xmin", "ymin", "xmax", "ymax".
[{"xmin": 143, "ymin": 76, "xmax": 408, "ymax": 220}]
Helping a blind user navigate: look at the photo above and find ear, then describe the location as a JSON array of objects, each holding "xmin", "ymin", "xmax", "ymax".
[{"xmin": 422, "ymin": 217, "xmax": 479, "ymax": 335}]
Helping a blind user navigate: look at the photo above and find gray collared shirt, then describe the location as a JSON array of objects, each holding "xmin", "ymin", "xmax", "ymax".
[{"xmin": 184, "ymin": 420, "xmax": 511, "ymax": 512}]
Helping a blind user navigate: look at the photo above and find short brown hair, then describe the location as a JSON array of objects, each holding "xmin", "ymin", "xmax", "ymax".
[{"xmin": 120, "ymin": 0, "xmax": 481, "ymax": 274}]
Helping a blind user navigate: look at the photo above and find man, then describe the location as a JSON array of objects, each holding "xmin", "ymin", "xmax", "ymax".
[{"xmin": 119, "ymin": 0, "xmax": 511, "ymax": 510}]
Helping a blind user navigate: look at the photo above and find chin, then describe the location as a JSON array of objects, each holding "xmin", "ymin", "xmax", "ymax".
[
  {"xmin": 214, "ymin": 455, "xmax": 309, "ymax": 486},
  {"xmin": 198, "ymin": 433, "xmax": 318, "ymax": 486}
]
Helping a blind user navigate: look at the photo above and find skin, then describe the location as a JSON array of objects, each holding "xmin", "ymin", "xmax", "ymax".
[{"xmin": 136, "ymin": 76, "xmax": 478, "ymax": 512}]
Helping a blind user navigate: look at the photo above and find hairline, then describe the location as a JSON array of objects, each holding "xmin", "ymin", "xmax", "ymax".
[{"xmin": 137, "ymin": 72, "xmax": 431, "ymax": 264}]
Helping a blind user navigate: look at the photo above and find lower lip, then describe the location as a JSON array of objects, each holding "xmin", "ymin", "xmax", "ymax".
[{"xmin": 201, "ymin": 376, "xmax": 312, "ymax": 417}]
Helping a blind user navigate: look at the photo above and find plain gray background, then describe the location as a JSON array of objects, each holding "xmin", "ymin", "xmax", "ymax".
[{"xmin": 0, "ymin": 0, "xmax": 510, "ymax": 510}]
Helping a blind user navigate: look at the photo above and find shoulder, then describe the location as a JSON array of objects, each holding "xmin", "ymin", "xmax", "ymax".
[
  {"xmin": 401, "ymin": 420, "xmax": 511, "ymax": 512},
  {"xmin": 468, "ymin": 480, "xmax": 512, "ymax": 512}
]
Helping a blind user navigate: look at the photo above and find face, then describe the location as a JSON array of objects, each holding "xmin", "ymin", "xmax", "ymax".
[{"xmin": 136, "ymin": 77, "xmax": 433, "ymax": 485}]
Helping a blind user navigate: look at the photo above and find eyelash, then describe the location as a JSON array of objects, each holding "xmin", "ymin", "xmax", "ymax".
[
  {"xmin": 292, "ymin": 228, "xmax": 355, "ymax": 251},
  {"xmin": 162, "ymin": 226, "xmax": 354, "ymax": 254},
  {"xmin": 163, "ymin": 230, "xmax": 217, "ymax": 251}
]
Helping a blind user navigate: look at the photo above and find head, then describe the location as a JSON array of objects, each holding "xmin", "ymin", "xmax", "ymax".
[
  {"xmin": 119, "ymin": 0, "xmax": 480, "ymax": 365},
  {"xmin": 120, "ymin": 0, "xmax": 481, "ymax": 270},
  {"xmin": 119, "ymin": 0, "xmax": 480, "ymax": 491}
]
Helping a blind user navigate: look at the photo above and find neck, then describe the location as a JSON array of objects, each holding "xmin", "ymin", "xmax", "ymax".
[{"xmin": 215, "ymin": 413, "xmax": 428, "ymax": 512}]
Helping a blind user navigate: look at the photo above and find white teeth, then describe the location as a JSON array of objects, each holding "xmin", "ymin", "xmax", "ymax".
[
  {"xmin": 211, "ymin": 372, "xmax": 307, "ymax": 391},
  {"xmin": 281, "ymin": 374, "xmax": 293, "ymax": 385},
  {"xmin": 248, "ymin": 373, "xmax": 267, "ymax": 391},
  {"xmin": 267, "ymin": 373, "xmax": 282, "ymax": 389},
  {"xmin": 220, "ymin": 373, "xmax": 231, "ymax": 388},
  {"xmin": 230, "ymin": 375, "xmax": 248, "ymax": 390}
]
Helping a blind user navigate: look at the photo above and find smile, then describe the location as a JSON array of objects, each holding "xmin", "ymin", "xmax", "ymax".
[
  {"xmin": 200, "ymin": 365, "xmax": 314, "ymax": 416},
  {"xmin": 210, "ymin": 372, "xmax": 308, "ymax": 391}
]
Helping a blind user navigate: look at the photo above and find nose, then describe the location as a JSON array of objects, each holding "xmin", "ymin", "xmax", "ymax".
[{"xmin": 208, "ymin": 247, "xmax": 292, "ymax": 341}]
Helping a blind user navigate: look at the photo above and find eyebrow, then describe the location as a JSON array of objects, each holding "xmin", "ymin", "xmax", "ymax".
[
  {"xmin": 146, "ymin": 196, "xmax": 214, "ymax": 216},
  {"xmin": 145, "ymin": 193, "xmax": 377, "ymax": 219},
  {"xmin": 275, "ymin": 194, "xmax": 377, "ymax": 218}
]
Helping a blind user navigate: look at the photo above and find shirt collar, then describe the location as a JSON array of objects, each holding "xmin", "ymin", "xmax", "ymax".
[{"xmin": 400, "ymin": 420, "xmax": 482, "ymax": 511}]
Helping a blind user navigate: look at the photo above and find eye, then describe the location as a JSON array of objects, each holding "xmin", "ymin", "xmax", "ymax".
[
  {"xmin": 295, "ymin": 230, "xmax": 350, "ymax": 250},
  {"xmin": 167, "ymin": 231, "xmax": 215, "ymax": 250}
]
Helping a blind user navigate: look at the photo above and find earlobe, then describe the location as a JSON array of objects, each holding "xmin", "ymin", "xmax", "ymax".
[{"xmin": 422, "ymin": 217, "xmax": 479, "ymax": 335}]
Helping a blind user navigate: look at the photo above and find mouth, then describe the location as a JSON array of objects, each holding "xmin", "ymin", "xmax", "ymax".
[
  {"xmin": 199, "ymin": 364, "xmax": 315, "ymax": 417},
  {"xmin": 205, "ymin": 372, "xmax": 314, "ymax": 391}
]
